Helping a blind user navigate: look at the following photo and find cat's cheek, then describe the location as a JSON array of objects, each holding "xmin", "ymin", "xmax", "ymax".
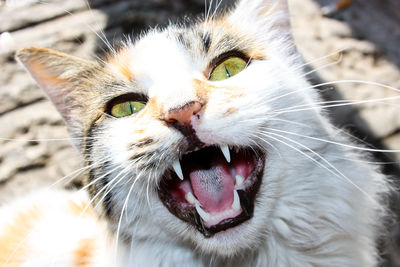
[
  {"xmin": 192, "ymin": 109, "xmax": 263, "ymax": 146},
  {"xmin": 193, "ymin": 125, "xmax": 236, "ymax": 145},
  {"xmin": 99, "ymin": 120, "xmax": 148, "ymax": 164}
]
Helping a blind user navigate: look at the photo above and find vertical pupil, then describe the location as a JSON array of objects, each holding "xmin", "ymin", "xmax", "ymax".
[
  {"xmin": 129, "ymin": 102, "xmax": 133, "ymax": 113},
  {"xmin": 224, "ymin": 65, "xmax": 231, "ymax": 78}
]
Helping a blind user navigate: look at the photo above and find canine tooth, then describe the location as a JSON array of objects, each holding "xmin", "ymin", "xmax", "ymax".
[
  {"xmin": 220, "ymin": 145, "xmax": 231, "ymax": 163},
  {"xmin": 232, "ymin": 190, "xmax": 241, "ymax": 211},
  {"xmin": 195, "ymin": 202, "xmax": 211, "ymax": 222},
  {"xmin": 235, "ymin": 174, "xmax": 244, "ymax": 187},
  {"xmin": 185, "ymin": 192, "xmax": 196, "ymax": 204},
  {"xmin": 172, "ymin": 160, "xmax": 184, "ymax": 180}
]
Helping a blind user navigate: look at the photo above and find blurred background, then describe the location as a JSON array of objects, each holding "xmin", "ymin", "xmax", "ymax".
[{"xmin": 0, "ymin": 0, "xmax": 399, "ymax": 265}]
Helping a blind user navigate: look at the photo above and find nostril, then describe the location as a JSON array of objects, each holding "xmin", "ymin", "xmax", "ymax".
[
  {"xmin": 191, "ymin": 101, "xmax": 202, "ymax": 114},
  {"xmin": 165, "ymin": 117, "xmax": 177, "ymax": 123},
  {"xmin": 163, "ymin": 101, "xmax": 202, "ymax": 125}
]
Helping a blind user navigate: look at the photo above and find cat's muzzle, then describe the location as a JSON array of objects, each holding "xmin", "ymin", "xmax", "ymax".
[{"xmin": 158, "ymin": 145, "xmax": 265, "ymax": 237}]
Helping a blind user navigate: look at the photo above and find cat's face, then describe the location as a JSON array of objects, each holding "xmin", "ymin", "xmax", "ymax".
[{"xmin": 16, "ymin": 0, "xmax": 325, "ymax": 256}]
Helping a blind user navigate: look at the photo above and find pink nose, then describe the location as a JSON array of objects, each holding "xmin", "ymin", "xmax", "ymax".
[{"xmin": 163, "ymin": 101, "xmax": 202, "ymax": 125}]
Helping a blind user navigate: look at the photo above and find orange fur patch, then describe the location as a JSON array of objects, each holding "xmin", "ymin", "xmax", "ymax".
[
  {"xmin": 29, "ymin": 61, "xmax": 67, "ymax": 86},
  {"xmin": 192, "ymin": 79, "xmax": 214, "ymax": 101},
  {"xmin": 222, "ymin": 107, "xmax": 238, "ymax": 117},
  {"xmin": 67, "ymin": 198, "xmax": 96, "ymax": 218},
  {"xmin": 108, "ymin": 49, "xmax": 134, "ymax": 81},
  {"xmin": 0, "ymin": 206, "xmax": 41, "ymax": 266},
  {"xmin": 193, "ymin": 78, "xmax": 244, "ymax": 100},
  {"xmin": 135, "ymin": 128, "xmax": 145, "ymax": 134},
  {"xmin": 74, "ymin": 238, "xmax": 95, "ymax": 267}
]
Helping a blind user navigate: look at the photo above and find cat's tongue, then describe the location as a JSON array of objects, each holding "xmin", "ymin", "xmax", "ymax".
[{"xmin": 189, "ymin": 158, "xmax": 234, "ymax": 213}]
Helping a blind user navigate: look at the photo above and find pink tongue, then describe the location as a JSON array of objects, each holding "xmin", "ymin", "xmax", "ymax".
[{"xmin": 189, "ymin": 159, "xmax": 234, "ymax": 213}]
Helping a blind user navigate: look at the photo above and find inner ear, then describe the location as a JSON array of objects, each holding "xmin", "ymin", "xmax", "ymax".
[{"xmin": 16, "ymin": 47, "xmax": 107, "ymax": 149}]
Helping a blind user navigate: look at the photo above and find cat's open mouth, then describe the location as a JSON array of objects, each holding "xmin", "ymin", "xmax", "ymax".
[{"xmin": 158, "ymin": 146, "xmax": 265, "ymax": 237}]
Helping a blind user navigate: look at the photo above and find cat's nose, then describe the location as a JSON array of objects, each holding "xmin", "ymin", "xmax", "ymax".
[{"xmin": 162, "ymin": 101, "xmax": 202, "ymax": 125}]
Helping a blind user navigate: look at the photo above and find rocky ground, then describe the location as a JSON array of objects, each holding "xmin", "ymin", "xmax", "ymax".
[{"xmin": 0, "ymin": 0, "xmax": 399, "ymax": 265}]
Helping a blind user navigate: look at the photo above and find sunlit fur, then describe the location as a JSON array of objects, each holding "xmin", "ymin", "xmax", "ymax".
[
  {"xmin": 0, "ymin": 190, "xmax": 114, "ymax": 267},
  {"xmin": 9, "ymin": 0, "xmax": 389, "ymax": 266}
]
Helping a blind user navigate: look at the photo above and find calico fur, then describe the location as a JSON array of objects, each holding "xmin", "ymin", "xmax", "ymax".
[{"xmin": 1, "ymin": 0, "xmax": 390, "ymax": 266}]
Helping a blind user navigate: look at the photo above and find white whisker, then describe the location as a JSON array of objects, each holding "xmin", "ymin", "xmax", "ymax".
[
  {"xmin": 265, "ymin": 127, "xmax": 400, "ymax": 153},
  {"xmin": 296, "ymin": 47, "xmax": 347, "ymax": 70},
  {"xmin": 259, "ymin": 131, "xmax": 377, "ymax": 203}
]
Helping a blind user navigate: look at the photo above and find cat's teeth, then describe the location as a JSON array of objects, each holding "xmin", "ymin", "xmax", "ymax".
[
  {"xmin": 220, "ymin": 145, "xmax": 231, "ymax": 163},
  {"xmin": 232, "ymin": 190, "xmax": 241, "ymax": 211},
  {"xmin": 172, "ymin": 160, "xmax": 184, "ymax": 180},
  {"xmin": 235, "ymin": 174, "xmax": 244, "ymax": 187},
  {"xmin": 185, "ymin": 192, "xmax": 196, "ymax": 204},
  {"xmin": 195, "ymin": 202, "xmax": 211, "ymax": 222}
]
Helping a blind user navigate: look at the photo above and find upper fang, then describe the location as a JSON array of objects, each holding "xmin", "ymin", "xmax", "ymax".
[
  {"xmin": 220, "ymin": 145, "xmax": 231, "ymax": 163},
  {"xmin": 172, "ymin": 160, "xmax": 184, "ymax": 180}
]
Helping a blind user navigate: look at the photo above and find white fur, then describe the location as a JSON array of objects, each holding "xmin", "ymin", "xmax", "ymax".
[
  {"xmin": 92, "ymin": 0, "xmax": 389, "ymax": 266},
  {"xmin": 0, "ymin": 190, "xmax": 115, "ymax": 267}
]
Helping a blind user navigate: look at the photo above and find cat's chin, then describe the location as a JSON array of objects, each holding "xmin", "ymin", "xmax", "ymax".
[
  {"xmin": 192, "ymin": 219, "xmax": 259, "ymax": 256},
  {"xmin": 158, "ymin": 145, "xmax": 265, "ymax": 238}
]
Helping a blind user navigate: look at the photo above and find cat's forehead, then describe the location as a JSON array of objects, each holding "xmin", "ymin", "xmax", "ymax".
[
  {"xmin": 125, "ymin": 29, "xmax": 204, "ymax": 103},
  {"xmin": 132, "ymin": 28, "xmax": 203, "ymax": 72},
  {"xmin": 108, "ymin": 22, "xmax": 265, "ymax": 85},
  {"xmin": 127, "ymin": 25, "xmax": 227, "ymax": 79}
]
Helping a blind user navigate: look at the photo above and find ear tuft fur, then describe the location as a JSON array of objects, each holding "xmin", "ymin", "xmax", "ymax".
[{"xmin": 228, "ymin": 0, "xmax": 291, "ymax": 37}]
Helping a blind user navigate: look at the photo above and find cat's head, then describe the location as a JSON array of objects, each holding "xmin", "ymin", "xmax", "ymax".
[{"xmin": 16, "ymin": 0, "xmax": 321, "ymax": 256}]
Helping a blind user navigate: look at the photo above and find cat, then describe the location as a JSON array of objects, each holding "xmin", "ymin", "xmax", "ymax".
[{"xmin": 0, "ymin": 0, "xmax": 390, "ymax": 266}]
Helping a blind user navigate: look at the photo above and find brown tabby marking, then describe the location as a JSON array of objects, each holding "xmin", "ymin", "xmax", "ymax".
[{"xmin": 202, "ymin": 20, "xmax": 267, "ymax": 61}]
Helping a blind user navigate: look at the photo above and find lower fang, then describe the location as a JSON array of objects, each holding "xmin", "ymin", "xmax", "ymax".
[
  {"xmin": 232, "ymin": 190, "xmax": 241, "ymax": 211},
  {"xmin": 235, "ymin": 175, "xmax": 244, "ymax": 187},
  {"xmin": 185, "ymin": 192, "xmax": 196, "ymax": 204},
  {"xmin": 195, "ymin": 202, "xmax": 210, "ymax": 222}
]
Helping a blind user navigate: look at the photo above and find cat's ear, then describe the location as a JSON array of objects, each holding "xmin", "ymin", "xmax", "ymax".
[
  {"xmin": 228, "ymin": 0, "xmax": 291, "ymax": 37},
  {"xmin": 16, "ymin": 47, "xmax": 104, "ymax": 149}
]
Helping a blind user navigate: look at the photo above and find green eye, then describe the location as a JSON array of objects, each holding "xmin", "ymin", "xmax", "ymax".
[
  {"xmin": 110, "ymin": 101, "xmax": 145, "ymax": 118},
  {"xmin": 209, "ymin": 56, "xmax": 247, "ymax": 81}
]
